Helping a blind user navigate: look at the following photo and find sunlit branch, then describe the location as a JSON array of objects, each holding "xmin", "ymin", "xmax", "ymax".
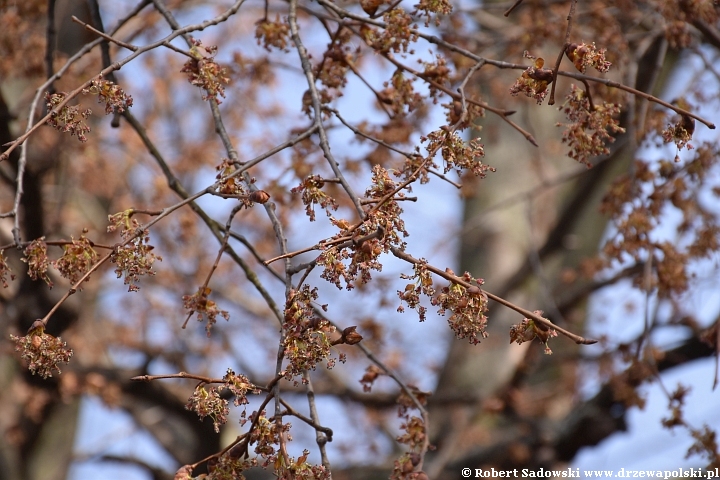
[{"xmin": 390, "ymin": 247, "xmax": 598, "ymax": 345}]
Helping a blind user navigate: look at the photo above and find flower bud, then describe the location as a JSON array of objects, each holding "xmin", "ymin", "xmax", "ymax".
[
  {"xmin": 249, "ymin": 190, "xmax": 270, "ymax": 204},
  {"xmin": 341, "ymin": 326, "xmax": 363, "ymax": 345}
]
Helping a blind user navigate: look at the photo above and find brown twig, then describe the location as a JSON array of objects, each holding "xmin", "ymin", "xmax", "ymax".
[
  {"xmin": 390, "ymin": 247, "xmax": 597, "ymax": 345},
  {"xmin": 548, "ymin": 0, "xmax": 577, "ymax": 105},
  {"xmin": 278, "ymin": 397, "xmax": 334, "ymax": 441},
  {"xmin": 181, "ymin": 204, "xmax": 243, "ymax": 329},
  {"xmin": 71, "ymin": 16, "xmax": 138, "ymax": 51},
  {"xmin": 504, "ymin": 0, "xmax": 525, "ymax": 16}
]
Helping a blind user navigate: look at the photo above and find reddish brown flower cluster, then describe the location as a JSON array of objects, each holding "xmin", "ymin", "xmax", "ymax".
[
  {"xmin": 413, "ymin": 0, "xmax": 453, "ymax": 26},
  {"xmin": 255, "ymin": 16, "xmax": 291, "ymax": 51},
  {"xmin": 662, "ymin": 111, "xmax": 695, "ymax": 161},
  {"xmin": 361, "ymin": 8, "xmax": 418, "ymax": 54},
  {"xmin": 397, "ymin": 261, "xmax": 434, "ymax": 321},
  {"xmin": 52, "ymin": 234, "xmax": 98, "ymax": 285},
  {"xmin": 181, "ymin": 39, "xmax": 230, "ymax": 103},
  {"xmin": 45, "ymin": 92, "xmax": 92, "ymax": 142},
  {"xmin": 421, "ymin": 128, "xmax": 490, "ymax": 177},
  {"xmin": 10, "ymin": 323, "xmax": 73, "ymax": 379},
  {"xmin": 184, "ymin": 369, "xmax": 260, "ymax": 434},
  {"xmin": 22, "ymin": 238, "xmax": 53, "ymax": 287},
  {"xmin": 82, "ymin": 78, "xmax": 133, "ymax": 115},
  {"xmin": 557, "ymin": 85, "xmax": 625, "ymax": 167},
  {"xmin": 509, "ymin": 314, "xmax": 558, "ymax": 355},
  {"xmin": 565, "ymin": 42, "xmax": 611, "ymax": 73},
  {"xmin": 432, "ymin": 273, "xmax": 489, "ymax": 344},
  {"xmin": 185, "ymin": 385, "xmax": 229, "ymax": 433},
  {"xmin": 282, "ymin": 286, "xmax": 337, "ymax": 381},
  {"xmin": 182, "ymin": 286, "xmax": 231, "ymax": 336},
  {"xmin": 110, "ymin": 229, "xmax": 161, "ymax": 292},
  {"xmin": 509, "ymin": 54, "xmax": 554, "ymax": 104},
  {"xmin": 379, "ymin": 69, "xmax": 424, "ymax": 117},
  {"xmin": 0, "ymin": 250, "xmax": 14, "ymax": 288},
  {"xmin": 291, "ymin": 175, "xmax": 339, "ymax": 221}
]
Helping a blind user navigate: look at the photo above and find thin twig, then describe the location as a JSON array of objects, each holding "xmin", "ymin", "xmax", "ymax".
[
  {"xmin": 301, "ymin": 371, "xmax": 332, "ymax": 471},
  {"xmin": 548, "ymin": 0, "xmax": 577, "ymax": 105},
  {"xmin": 289, "ymin": 0, "xmax": 366, "ymax": 220},
  {"xmin": 71, "ymin": 16, "xmax": 138, "ymax": 51},
  {"xmin": 390, "ymin": 247, "xmax": 597, "ymax": 345},
  {"xmin": 278, "ymin": 397, "xmax": 334, "ymax": 441}
]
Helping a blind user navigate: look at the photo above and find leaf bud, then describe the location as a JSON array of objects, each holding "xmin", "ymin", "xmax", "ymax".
[{"xmin": 249, "ymin": 190, "xmax": 271, "ymax": 204}]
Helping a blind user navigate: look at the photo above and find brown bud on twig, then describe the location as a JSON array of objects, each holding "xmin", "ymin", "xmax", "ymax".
[
  {"xmin": 249, "ymin": 190, "xmax": 270, "ymax": 204},
  {"xmin": 341, "ymin": 325, "xmax": 363, "ymax": 345},
  {"xmin": 27, "ymin": 319, "xmax": 45, "ymax": 335},
  {"xmin": 361, "ymin": 0, "xmax": 383, "ymax": 16}
]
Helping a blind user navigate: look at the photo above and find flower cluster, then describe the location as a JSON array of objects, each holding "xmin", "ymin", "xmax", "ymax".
[
  {"xmin": 413, "ymin": 0, "xmax": 452, "ymax": 26},
  {"xmin": 107, "ymin": 209, "xmax": 135, "ymax": 236},
  {"xmin": 183, "ymin": 287, "xmax": 231, "ymax": 336},
  {"xmin": 421, "ymin": 56, "xmax": 451, "ymax": 100},
  {"xmin": 255, "ymin": 16, "xmax": 290, "ymax": 51},
  {"xmin": 181, "ymin": 39, "xmax": 230, "ymax": 103},
  {"xmin": 184, "ymin": 370, "xmax": 259, "ymax": 435},
  {"xmin": 205, "ymin": 453, "xmax": 256, "ymax": 480},
  {"xmin": 185, "ymin": 385, "xmax": 229, "ymax": 433},
  {"xmin": 378, "ymin": 69, "xmax": 424, "ymax": 117},
  {"xmin": 82, "ymin": 78, "xmax": 133, "ymax": 114},
  {"xmin": 421, "ymin": 128, "xmax": 490, "ymax": 176},
  {"xmin": 661, "ymin": 105, "xmax": 695, "ymax": 160},
  {"xmin": 291, "ymin": 175, "xmax": 338, "ymax": 221},
  {"xmin": 397, "ymin": 261, "xmax": 434, "ymax": 321},
  {"xmin": 509, "ymin": 315, "xmax": 558, "ymax": 355},
  {"xmin": 250, "ymin": 414, "xmax": 290, "ymax": 457},
  {"xmin": 45, "ymin": 92, "xmax": 91, "ymax": 142},
  {"xmin": 565, "ymin": 42, "xmax": 611, "ymax": 73},
  {"xmin": 0, "ymin": 250, "xmax": 14, "ymax": 288},
  {"xmin": 278, "ymin": 450, "xmax": 331, "ymax": 480},
  {"xmin": 390, "ymin": 452, "xmax": 426, "ymax": 480},
  {"xmin": 317, "ymin": 167, "xmax": 408, "ymax": 289},
  {"xmin": 282, "ymin": 286, "xmax": 337, "ymax": 382},
  {"xmin": 215, "ymin": 158, "xmax": 248, "ymax": 196},
  {"xmin": 52, "ymin": 234, "xmax": 98, "ymax": 285},
  {"xmin": 223, "ymin": 369, "xmax": 260, "ymax": 406},
  {"xmin": 316, "ymin": 32, "xmax": 352, "ymax": 92},
  {"xmin": 444, "ymin": 100, "xmax": 485, "ymax": 130},
  {"xmin": 10, "ymin": 322, "xmax": 73, "ymax": 379},
  {"xmin": 110, "ymin": 231, "xmax": 161, "ymax": 292},
  {"xmin": 361, "ymin": 8, "xmax": 417, "ymax": 54},
  {"xmin": 22, "ymin": 238, "xmax": 52, "ymax": 287},
  {"xmin": 359, "ymin": 364, "xmax": 385, "ymax": 392},
  {"xmin": 557, "ymin": 85, "xmax": 625, "ymax": 167},
  {"xmin": 432, "ymin": 273, "xmax": 489, "ymax": 344},
  {"xmin": 509, "ymin": 53, "xmax": 554, "ymax": 104},
  {"xmin": 396, "ymin": 416, "xmax": 426, "ymax": 449}
]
